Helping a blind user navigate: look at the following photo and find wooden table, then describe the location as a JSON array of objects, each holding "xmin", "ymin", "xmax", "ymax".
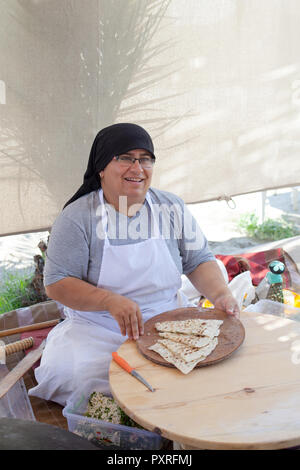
[{"xmin": 109, "ymin": 311, "xmax": 300, "ymax": 450}]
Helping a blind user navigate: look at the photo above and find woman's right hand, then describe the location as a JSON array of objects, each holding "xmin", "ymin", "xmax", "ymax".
[
  {"xmin": 45, "ymin": 277, "xmax": 144, "ymax": 340},
  {"xmin": 104, "ymin": 293, "xmax": 144, "ymax": 340}
]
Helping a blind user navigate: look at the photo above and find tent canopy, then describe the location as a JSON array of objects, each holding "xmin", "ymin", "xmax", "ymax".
[{"xmin": 1, "ymin": 0, "xmax": 300, "ymax": 235}]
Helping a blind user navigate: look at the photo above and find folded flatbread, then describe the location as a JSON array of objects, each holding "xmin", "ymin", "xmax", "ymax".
[
  {"xmin": 148, "ymin": 342, "xmax": 200, "ymax": 374},
  {"xmin": 149, "ymin": 318, "xmax": 223, "ymax": 374},
  {"xmin": 158, "ymin": 331, "xmax": 211, "ymax": 348},
  {"xmin": 157, "ymin": 337, "xmax": 218, "ymax": 362},
  {"xmin": 155, "ymin": 319, "xmax": 223, "ymax": 337}
]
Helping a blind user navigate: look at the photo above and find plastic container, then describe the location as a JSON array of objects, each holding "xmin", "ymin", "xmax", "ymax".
[
  {"xmin": 0, "ymin": 366, "xmax": 35, "ymax": 420},
  {"xmin": 62, "ymin": 382, "xmax": 166, "ymax": 450},
  {"xmin": 244, "ymin": 299, "xmax": 300, "ymax": 321}
]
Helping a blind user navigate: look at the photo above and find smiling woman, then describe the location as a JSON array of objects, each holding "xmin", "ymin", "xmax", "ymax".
[
  {"xmin": 100, "ymin": 149, "xmax": 155, "ymax": 215},
  {"xmin": 28, "ymin": 122, "xmax": 238, "ymax": 407},
  {"xmin": 63, "ymin": 123, "xmax": 155, "ymax": 209}
]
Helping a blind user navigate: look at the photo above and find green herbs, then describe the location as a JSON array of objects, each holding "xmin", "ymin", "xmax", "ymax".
[
  {"xmin": 119, "ymin": 408, "xmax": 143, "ymax": 428},
  {"xmin": 237, "ymin": 212, "xmax": 297, "ymax": 241},
  {"xmin": 85, "ymin": 391, "xmax": 143, "ymax": 428},
  {"xmin": 85, "ymin": 392, "xmax": 120, "ymax": 424}
]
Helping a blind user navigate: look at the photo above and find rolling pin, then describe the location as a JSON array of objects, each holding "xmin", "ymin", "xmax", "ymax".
[
  {"xmin": 0, "ymin": 319, "xmax": 61, "ymax": 338},
  {"xmin": 4, "ymin": 337, "xmax": 34, "ymax": 356},
  {"xmin": 0, "ymin": 337, "xmax": 34, "ymax": 364}
]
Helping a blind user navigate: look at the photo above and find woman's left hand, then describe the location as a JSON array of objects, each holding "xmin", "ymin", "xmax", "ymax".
[
  {"xmin": 213, "ymin": 293, "xmax": 240, "ymax": 318},
  {"xmin": 189, "ymin": 261, "xmax": 240, "ymax": 318}
]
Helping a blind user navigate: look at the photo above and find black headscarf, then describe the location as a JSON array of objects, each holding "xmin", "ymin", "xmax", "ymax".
[{"xmin": 63, "ymin": 123, "xmax": 155, "ymax": 209}]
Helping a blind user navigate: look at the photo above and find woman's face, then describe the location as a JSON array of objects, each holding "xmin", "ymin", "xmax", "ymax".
[{"xmin": 100, "ymin": 148, "xmax": 154, "ymax": 212}]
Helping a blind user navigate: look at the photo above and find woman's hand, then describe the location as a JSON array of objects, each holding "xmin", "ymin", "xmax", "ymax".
[
  {"xmin": 213, "ymin": 293, "xmax": 240, "ymax": 318},
  {"xmin": 46, "ymin": 278, "xmax": 144, "ymax": 339},
  {"xmin": 187, "ymin": 261, "xmax": 240, "ymax": 318},
  {"xmin": 104, "ymin": 293, "xmax": 144, "ymax": 340}
]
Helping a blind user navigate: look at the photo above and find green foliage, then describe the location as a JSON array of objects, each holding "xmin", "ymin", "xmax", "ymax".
[
  {"xmin": 0, "ymin": 269, "xmax": 38, "ymax": 315},
  {"xmin": 237, "ymin": 212, "xmax": 297, "ymax": 241},
  {"xmin": 237, "ymin": 212, "xmax": 259, "ymax": 238}
]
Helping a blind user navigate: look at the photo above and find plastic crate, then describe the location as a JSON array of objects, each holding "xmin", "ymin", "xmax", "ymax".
[{"xmin": 62, "ymin": 382, "xmax": 165, "ymax": 450}]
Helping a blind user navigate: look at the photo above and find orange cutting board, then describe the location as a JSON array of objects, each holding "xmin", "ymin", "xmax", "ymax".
[{"xmin": 136, "ymin": 307, "xmax": 245, "ymax": 368}]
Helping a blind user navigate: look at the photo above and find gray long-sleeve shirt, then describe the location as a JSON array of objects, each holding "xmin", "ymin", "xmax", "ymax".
[{"xmin": 44, "ymin": 187, "xmax": 215, "ymax": 288}]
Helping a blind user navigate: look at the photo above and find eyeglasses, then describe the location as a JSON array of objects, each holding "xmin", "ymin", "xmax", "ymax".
[{"xmin": 114, "ymin": 155, "xmax": 155, "ymax": 169}]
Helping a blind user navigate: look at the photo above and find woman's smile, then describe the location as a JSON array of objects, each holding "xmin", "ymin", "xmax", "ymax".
[
  {"xmin": 121, "ymin": 170, "xmax": 148, "ymax": 195},
  {"xmin": 124, "ymin": 177, "xmax": 144, "ymax": 183}
]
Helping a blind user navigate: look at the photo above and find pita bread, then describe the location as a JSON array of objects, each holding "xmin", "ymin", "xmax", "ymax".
[
  {"xmin": 158, "ymin": 337, "xmax": 218, "ymax": 362},
  {"xmin": 148, "ymin": 317, "xmax": 223, "ymax": 373},
  {"xmin": 155, "ymin": 319, "xmax": 223, "ymax": 337},
  {"xmin": 158, "ymin": 331, "xmax": 211, "ymax": 348},
  {"xmin": 148, "ymin": 342, "xmax": 200, "ymax": 374},
  {"xmin": 200, "ymin": 325, "xmax": 222, "ymax": 338}
]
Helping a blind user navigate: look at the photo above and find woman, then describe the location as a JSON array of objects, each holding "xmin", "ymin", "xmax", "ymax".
[{"xmin": 29, "ymin": 123, "xmax": 239, "ymax": 406}]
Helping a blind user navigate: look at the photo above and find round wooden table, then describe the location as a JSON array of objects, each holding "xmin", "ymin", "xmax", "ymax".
[{"xmin": 109, "ymin": 311, "xmax": 300, "ymax": 450}]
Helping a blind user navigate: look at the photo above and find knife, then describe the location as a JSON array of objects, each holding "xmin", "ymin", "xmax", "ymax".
[{"xmin": 112, "ymin": 352, "xmax": 155, "ymax": 392}]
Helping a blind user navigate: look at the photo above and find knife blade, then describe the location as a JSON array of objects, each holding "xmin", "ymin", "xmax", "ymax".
[{"xmin": 112, "ymin": 352, "xmax": 155, "ymax": 392}]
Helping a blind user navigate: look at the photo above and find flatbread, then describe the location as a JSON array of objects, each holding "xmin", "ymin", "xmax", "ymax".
[
  {"xmin": 200, "ymin": 326, "xmax": 222, "ymax": 339},
  {"xmin": 155, "ymin": 319, "xmax": 223, "ymax": 337},
  {"xmin": 148, "ymin": 342, "xmax": 199, "ymax": 374},
  {"xmin": 148, "ymin": 318, "xmax": 224, "ymax": 373},
  {"xmin": 158, "ymin": 331, "xmax": 211, "ymax": 348},
  {"xmin": 158, "ymin": 337, "xmax": 218, "ymax": 362}
]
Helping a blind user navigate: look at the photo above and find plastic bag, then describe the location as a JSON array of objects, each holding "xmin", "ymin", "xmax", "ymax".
[
  {"xmin": 201, "ymin": 271, "xmax": 256, "ymax": 311},
  {"xmin": 179, "ymin": 259, "xmax": 230, "ymax": 305},
  {"xmin": 180, "ymin": 261, "xmax": 256, "ymax": 311},
  {"xmin": 228, "ymin": 271, "xmax": 256, "ymax": 310},
  {"xmin": 0, "ymin": 366, "xmax": 35, "ymax": 420}
]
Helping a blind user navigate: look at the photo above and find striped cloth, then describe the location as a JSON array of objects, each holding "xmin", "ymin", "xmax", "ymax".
[{"xmin": 216, "ymin": 248, "xmax": 300, "ymax": 290}]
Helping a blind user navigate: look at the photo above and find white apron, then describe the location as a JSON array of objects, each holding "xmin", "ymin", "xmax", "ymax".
[{"xmin": 29, "ymin": 190, "xmax": 189, "ymax": 406}]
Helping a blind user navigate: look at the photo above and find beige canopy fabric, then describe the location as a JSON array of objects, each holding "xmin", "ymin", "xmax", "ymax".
[{"xmin": 0, "ymin": 0, "xmax": 300, "ymax": 235}]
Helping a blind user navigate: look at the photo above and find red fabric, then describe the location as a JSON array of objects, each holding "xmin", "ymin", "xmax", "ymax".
[
  {"xmin": 215, "ymin": 248, "xmax": 291, "ymax": 287},
  {"xmin": 21, "ymin": 327, "xmax": 54, "ymax": 369}
]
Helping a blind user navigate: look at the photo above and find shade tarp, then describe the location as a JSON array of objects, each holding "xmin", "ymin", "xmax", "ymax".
[{"xmin": 1, "ymin": 0, "xmax": 300, "ymax": 235}]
